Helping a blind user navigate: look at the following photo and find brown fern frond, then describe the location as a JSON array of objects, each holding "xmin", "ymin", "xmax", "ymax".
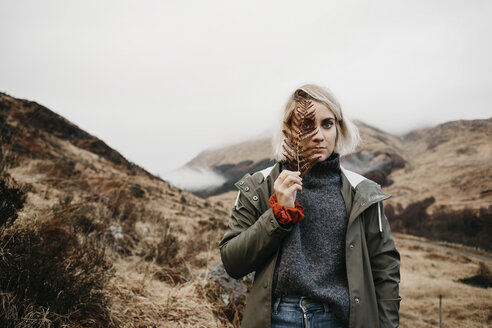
[{"xmin": 282, "ymin": 99, "xmax": 320, "ymax": 176}]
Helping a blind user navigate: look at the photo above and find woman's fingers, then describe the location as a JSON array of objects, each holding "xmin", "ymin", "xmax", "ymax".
[
  {"xmin": 276, "ymin": 170, "xmax": 301, "ymax": 187},
  {"xmin": 274, "ymin": 170, "xmax": 303, "ymax": 208},
  {"xmin": 277, "ymin": 170, "xmax": 300, "ymax": 183},
  {"xmin": 274, "ymin": 172, "xmax": 302, "ymax": 194},
  {"xmin": 287, "ymin": 183, "xmax": 302, "ymax": 194},
  {"xmin": 283, "ymin": 174, "xmax": 302, "ymax": 188}
]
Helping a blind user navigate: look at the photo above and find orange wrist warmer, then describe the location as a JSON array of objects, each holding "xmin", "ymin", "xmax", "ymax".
[{"xmin": 269, "ymin": 194, "xmax": 304, "ymax": 225}]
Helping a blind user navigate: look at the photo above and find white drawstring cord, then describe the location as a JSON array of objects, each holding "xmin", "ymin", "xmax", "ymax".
[
  {"xmin": 234, "ymin": 191, "xmax": 240, "ymax": 210},
  {"xmin": 378, "ymin": 202, "xmax": 383, "ymax": 236}
]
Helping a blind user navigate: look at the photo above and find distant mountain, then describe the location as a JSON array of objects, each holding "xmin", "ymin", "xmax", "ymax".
[
  {"xmin": 186, "ymin": 137, "xmax": 275, "ymax": 169},
  {"xmin": 185, "ymin": 117, "xmax": 492, "ymax": 250}
]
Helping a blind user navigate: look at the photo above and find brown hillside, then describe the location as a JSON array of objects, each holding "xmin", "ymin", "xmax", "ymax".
[
  {"xmin": 385, "ymin": 119, "xmax": 492, "ymax": 212},
  {"xmin": 0, "ymin": 93, "xmax": 154, "ymax": 177}
]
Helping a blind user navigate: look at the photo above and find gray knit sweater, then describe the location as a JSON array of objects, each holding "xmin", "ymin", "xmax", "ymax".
[{"xmin": 272, "ymin": 153, "xmax": 350, "ymax": 325}]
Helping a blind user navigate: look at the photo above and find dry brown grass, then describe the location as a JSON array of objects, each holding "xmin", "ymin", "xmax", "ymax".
[
  {"xmin": 397, "ymin": 238, "xmax": 492, "ymax": 327},
  {"xmin": 107, "ymin": 256, "xmax": 223, "ymax": 328}
]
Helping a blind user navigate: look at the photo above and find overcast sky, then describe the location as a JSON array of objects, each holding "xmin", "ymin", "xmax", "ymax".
[{"xmin": 1, "ymin": 0, "xmax": 491, "ymax": 177}]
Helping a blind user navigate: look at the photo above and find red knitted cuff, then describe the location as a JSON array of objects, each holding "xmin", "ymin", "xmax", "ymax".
[{"xmin": 269, "ymin": 194, "xmax": 304, "ymax": 225}]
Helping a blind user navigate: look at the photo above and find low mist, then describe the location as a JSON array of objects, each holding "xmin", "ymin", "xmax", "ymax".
[{"xmin": 161, "ymin": 166, "xmax": 226, "ymax": 191}]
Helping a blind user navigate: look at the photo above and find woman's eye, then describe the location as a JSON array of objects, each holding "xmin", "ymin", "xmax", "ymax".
[
  {"xmin": 322, "ymin": 120, "xmax": 333, "ymax": 128},
  {"xmin": 301, "ymin": 119, "xmax": 314, "ymax": 131}
]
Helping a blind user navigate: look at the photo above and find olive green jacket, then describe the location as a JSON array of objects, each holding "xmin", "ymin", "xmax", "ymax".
[{"xmin": 219, "ymin": 162, "xmax": 401, "ymax": 327}]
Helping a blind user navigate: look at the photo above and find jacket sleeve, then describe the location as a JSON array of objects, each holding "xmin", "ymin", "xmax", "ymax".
[
  {"xmin": 365, "ymin": 201, "xmax": 401, "ymax": 328},
  {"xmin": 219, "ymin": 190, "xmax": 292, "ymax": 279}
]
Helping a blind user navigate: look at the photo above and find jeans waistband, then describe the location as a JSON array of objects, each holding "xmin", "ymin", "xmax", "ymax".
[{"xmin": 272, "ymin": 296, "xmax": 330, "ymax": 314}]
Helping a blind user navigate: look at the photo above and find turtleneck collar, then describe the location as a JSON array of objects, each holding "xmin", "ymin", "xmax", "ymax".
[
  {"xmin": 306, "ymin": 152, "xmax": 341, "ymax": 178},
  {"xmin": 278, "ymin": 152, "xmax": 341, "ymax": 178}
]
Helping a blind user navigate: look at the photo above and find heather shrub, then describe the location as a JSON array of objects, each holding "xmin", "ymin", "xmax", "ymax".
[
  {"xmin": 0, "ymin": 113, "xmax": 12, "ymax": 144},
  {"xmin": 0, "ymin": 172, "xmax": 26, "ymax": 226},
  {"xmin": 0, "ymin": 218, "xmax": 114, "ymax": 327},
  {"xmin": 129, "ymin": 183, "xmax": 145, "ymax": 198},
  {"xmin": 142, "ymin": 224, "xmax": 180, "ymax": 267},
  {"xmin": 54, "ymin": 156, "xmax": 78, "ymax": 177},
  {"xmin": 0, "ymin": 132, "xmax": 27, "ymax": 226}
]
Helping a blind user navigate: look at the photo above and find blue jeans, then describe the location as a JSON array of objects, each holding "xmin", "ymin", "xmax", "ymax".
[{"xmin": 271, "ymin": 297, "xmax": 345, "ymax": 328}]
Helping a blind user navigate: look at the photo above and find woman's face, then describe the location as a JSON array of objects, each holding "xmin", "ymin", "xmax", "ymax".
[{"xmin": 303, "ymin": 100, "xmax": 337, "ymax": 163}]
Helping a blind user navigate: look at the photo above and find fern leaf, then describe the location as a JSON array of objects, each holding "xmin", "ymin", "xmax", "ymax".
[{"xmin": 282, "ymin": 99, "xmax": 321, "ymax": 176}]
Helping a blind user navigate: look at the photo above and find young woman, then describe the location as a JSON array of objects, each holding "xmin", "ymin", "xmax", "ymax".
[{"xmin": 220, "ymin": 84, "xmax": 401, "ymax": 328}]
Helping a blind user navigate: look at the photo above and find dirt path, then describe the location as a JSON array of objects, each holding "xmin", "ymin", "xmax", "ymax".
[{"xmin": 396, "ymin": 236, "xmax": 492, "ymax": 262}]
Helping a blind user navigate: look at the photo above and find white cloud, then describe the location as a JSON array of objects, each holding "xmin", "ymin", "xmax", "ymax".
[{"xmin": 161, "ymin": 166, "xmax": 226, "ymax": 191}]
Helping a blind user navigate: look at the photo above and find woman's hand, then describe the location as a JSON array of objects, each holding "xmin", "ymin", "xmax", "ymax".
[{"xmin": 273, "ymin": 170, "xmax": 302, "ymax": 208}]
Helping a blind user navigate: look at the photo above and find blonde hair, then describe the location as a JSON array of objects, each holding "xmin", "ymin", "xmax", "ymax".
[{"xmin": 272, "ymin": 84, "xmax": 360, "ymax": 161}]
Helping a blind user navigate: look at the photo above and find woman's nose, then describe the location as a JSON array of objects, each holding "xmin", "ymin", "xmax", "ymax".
[{"xmin": 312, "ymin": 127, "xmax": 323, "ymax": 142}]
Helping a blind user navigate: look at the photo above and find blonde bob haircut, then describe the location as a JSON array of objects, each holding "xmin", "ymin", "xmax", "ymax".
[{"xmin": 272, "ymin": 84, "xmax": 360, "ymax": 161}]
